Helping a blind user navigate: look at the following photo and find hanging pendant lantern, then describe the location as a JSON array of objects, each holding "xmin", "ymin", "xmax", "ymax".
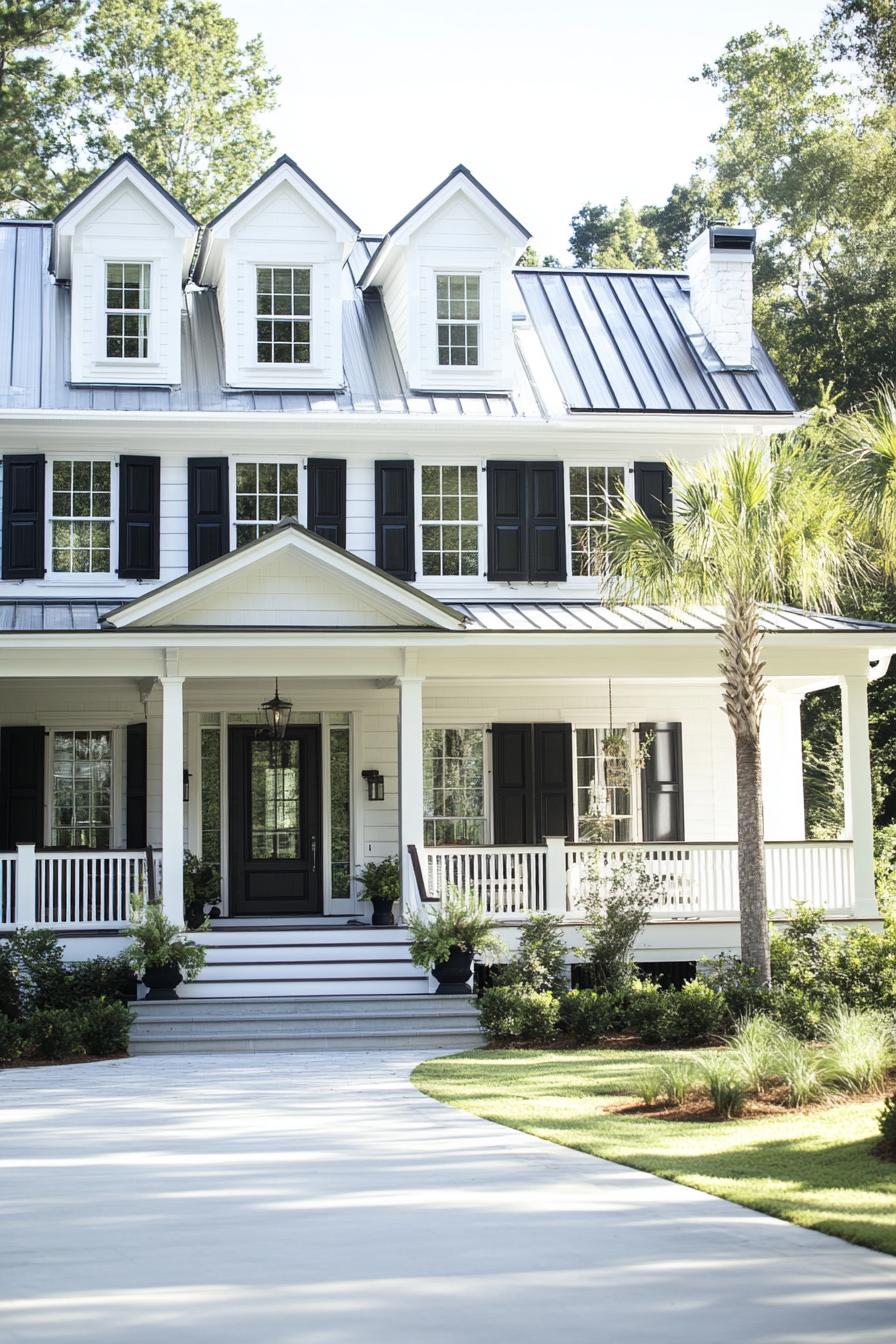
[{"xmin": 259, "ymin": 677, "xmax": 292, "ymax": 741}]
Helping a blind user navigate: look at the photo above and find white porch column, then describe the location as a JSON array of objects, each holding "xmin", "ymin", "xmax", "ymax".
[
  {"xmin": 840, "ymin": 674, "xmax": 878, "ymax": 919},
  {"xmin": 397, "ymin": 676, "xmax": 425, "ymax": 912},
  {"xmin": 160, "ymin": 675, "xmax": 185, "ymax": 925}
]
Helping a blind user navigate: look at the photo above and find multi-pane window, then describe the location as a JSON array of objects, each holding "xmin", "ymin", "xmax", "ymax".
[
  {"xmin": 256, "ymin": 267, "xmax": 311, "ymax": 364},
  {"xmin": 569, "ymin": 466, "xmax": 625, "ymax": 576},
  {"xmin": 105, "ymin": 263, "xmax": 150, "ymax": 358},
  {"xmin": 52, "ymin": 730, "xmax": 112, "ymax": 849},
  {"xmin": 574, "ymin": 727, "xmax": 635, "ymax": 843},
  {"xmin": 234, "ymin": 462, "xmax": 299, "ymax": 547},
  {"xmin": 329, "ymin": 720, "xmax": 351, "ymax": 900},
  {"xmin": 421, "ymin": 465, "xmax": 480, "ymax": 576},
  {"xmin": 50, "ymin": 460, "xmax": 112, "ymax": 574},
  {"xmin": 423, "ymin": 727, "xmax": 486, "ymax": 845},
  {"xmin": 436, "ymin": 274, "xmax": 479, "ymax": 366}
]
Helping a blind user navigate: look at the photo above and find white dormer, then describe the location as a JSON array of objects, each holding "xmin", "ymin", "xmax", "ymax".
[
  {"xmin": 51, "ymin": 154, "xmax": 198, "ymax": 387},
  {"xmin": 192, "ymin": 157, "xmax": 359, "ymax": 391},
  {"xmin": 360, "ymin": 166, "xmax": 530, "ymax": 394}
]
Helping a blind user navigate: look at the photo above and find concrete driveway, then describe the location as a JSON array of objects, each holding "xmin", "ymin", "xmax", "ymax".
[{"xmin": 1, "ymin": 1052, "xmax": 895, "ymax": 1344}]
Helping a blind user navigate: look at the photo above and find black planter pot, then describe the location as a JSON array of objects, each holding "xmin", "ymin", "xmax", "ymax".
[
  {"xmin": 432, "ymin": 945, "xmax": 474, "ymax": 995},
  {"xmin": 371, "ymin": 898, "xmax": 396, "ymax": 927},
  {"xmin": 142, "ymin": 962, "xmax": 183, "ymax": 1001}
]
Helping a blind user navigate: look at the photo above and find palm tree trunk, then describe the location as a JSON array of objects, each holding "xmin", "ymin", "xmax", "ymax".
[{"xmin": 720, "ymin": 594, "xmax": 772, "ymax": 985}]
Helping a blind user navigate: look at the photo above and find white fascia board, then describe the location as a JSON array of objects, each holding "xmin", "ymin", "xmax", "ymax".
[
  {"xmin": 392, "ymin": 179, "xmax": 529, "ymax": 252},
  {"xmin": 103, "ymin": 527, "xmax": 464, "ymax": 631}
]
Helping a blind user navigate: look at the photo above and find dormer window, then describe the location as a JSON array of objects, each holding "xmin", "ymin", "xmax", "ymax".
[
  {"xmin": 256, "ymin": 267, "xmax": 311, "ymax": 365},
  {"xmin": 436, "ymin": 274, "xmax": 479, "ymax": 367},
  {"xmin": 105, "ymin": 262, "xmax": 150, "ymax": 359}
]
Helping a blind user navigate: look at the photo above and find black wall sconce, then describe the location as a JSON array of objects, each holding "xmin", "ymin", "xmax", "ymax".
[
  {"xmin": 183, "ymin": 769, "xmax": 191, "ymax": 803},
  {"xmin": 361, "ymin": 769, "xmax": 385, "ymax": 802}
]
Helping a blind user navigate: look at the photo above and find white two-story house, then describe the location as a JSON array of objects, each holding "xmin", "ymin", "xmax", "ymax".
[{"xmin": 0, "ymin": 153, "xmax": 891, "ymax": 997}]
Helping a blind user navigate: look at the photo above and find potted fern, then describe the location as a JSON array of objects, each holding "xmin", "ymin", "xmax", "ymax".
[
  {"xmin": 125, "ymin": 896, "xmax": 207, "ymax": 1000},
  {"xmin": 407, "ymin": 889, "xmax": 504, "ymax": 994},
  {"xmin": 355, "ymin": 855, "xmax": 401, "ymax": 926}
]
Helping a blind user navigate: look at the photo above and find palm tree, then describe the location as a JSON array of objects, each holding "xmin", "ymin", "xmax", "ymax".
[
  {"xmin": 833, "ymin": 385, "xmax": 896, "ymax": 571},
  {"xmin": 606, "ymin": 439, "xmax": 867, "ymax": 984}
]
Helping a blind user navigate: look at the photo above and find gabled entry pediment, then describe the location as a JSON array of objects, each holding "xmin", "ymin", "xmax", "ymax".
[{"xmin": 104, "ymin": 522, "xmax": 464, "ymax": 631}]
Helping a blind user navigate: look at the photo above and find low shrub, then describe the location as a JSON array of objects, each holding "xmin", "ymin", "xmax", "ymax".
[
  {"xmin": 767, "ymin": 985, "xmax": 824, "ymax": 1041},
  {"xmin": 559, "ymin": 989, "xmax": 616, "ymax": 1043},
  {"xmin": 728, "ymin": 1015, "xmax": 787, "ymax": 1095},
  {"xmin": 627, "ymin": 979, "xmax": 725, "ymax": 1046},
  {"xmin": 577, "ymin": 854, "xmax": 662, "ymax": 992},
  {"xmin": 27, "ymin": 1007, "xmax": 85, "ymax": 1060},
  {"xmin": 499, "ymin": 913, "xmax": 569, "ymax": 996},
  {"xmin": 79, "ymin": 998, "xmax": 133, "ymax": 1056},
  {"xmin": 0, "ymin": 928, "xmax": 68, "ymax": 1017},
  {"xmin": 478, "ymin": 986, "xmax": 560, "ymax": 1043},
  {"xmin": 820, "ymin": 1006, "xmax": 896, "ymax": 1095},
  {"xmin": 774, "ymin": 1034, "xmax": 828, "ymax": 1108},
  {"xmin": 700, "ymin": 1056, "xmax": 749, "ymax": 1118},
  {"xmin": 65, "ymin": 954, "xmax": 136, "ymax": 1006},
  {"xmin": 0, "ymin": 1012, "xmax": 22, "ymax": 1062},
  {"xmin": 627, "ymin": 981, "xmax": 666, "ymax": 1042},
  {"xmin": 878, "ymin": 1094, "xmax": 896, "ymax": 1153}
]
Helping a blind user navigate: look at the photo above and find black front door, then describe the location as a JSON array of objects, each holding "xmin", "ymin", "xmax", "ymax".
[{"xmin": 228, "ymin": 726, "xmax": 322, "ymax": 917}]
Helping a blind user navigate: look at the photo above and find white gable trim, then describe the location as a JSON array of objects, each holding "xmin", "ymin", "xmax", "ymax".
[{"xmin": 103, "ymin": 524, "xmax": 465, "ymax": 631}]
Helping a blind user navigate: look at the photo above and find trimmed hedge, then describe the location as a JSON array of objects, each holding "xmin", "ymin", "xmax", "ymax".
[{"xmin": 479, "ymin": 986, "xmax": 560, "ymax": 1042}]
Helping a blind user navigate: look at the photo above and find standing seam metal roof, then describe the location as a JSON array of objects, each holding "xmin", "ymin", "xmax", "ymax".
[{"xmin": 0, "ymin": 221, "xmax": 796, "ymax": 416}]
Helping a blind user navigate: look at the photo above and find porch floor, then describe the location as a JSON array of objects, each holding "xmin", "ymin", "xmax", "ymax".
[{"xmin": 1, "ymin": 1053, "xmax": 894, "ymax": 1343}]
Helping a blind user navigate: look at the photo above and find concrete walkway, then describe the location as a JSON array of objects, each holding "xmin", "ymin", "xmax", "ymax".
[{"xmin": 1, "ymin": 1053, "xmax": 895, "ymax": 1343}]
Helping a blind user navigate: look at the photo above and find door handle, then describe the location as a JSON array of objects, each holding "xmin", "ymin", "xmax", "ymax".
[{"xmin": 311, "ymin": 837, "xmax": 318, "ymax": 872}]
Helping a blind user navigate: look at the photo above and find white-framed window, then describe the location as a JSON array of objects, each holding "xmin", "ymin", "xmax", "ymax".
[
  {"xmin": 49, "ymin": 459, "xmax": 113, "ymax": 574},
  {"xmin": 420, "ymin": 464, "xmax": 480, "ymax": 577},
  {"xmin": 574, "ymin": 726, "xmax": 637, "ymax": 843},
  {"xmin": 234, "ymin": 461, "xmax": 299, "ymax": 547},
  {"xmin": 569, "ymin": 466, "xmax": 625, "ymax": 577},
  {"xmin": 51, "ymin": 729, "xmax": 113, "ymax": 850},
  {"xmin": 256, "ymin": 266, "xmax": 311, "ymax": 364},
  {"xmin": 436, "ymin": 274, "xmax": 480, "ymax": 367},
  {"xmin": 105, "ymin": 262, "xmax": 150, "ymax": 359},
  {"xmin": 423, "ymin": 727, "xmax": 487, "ymax": 845}
]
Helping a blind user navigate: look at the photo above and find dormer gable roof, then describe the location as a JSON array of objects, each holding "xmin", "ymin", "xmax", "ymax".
[
  {"xmin": 192, "ymin": 155, "xmax": 360, "ymax": 285},
  {"xmin": 359, "ymin": 165, "xmax": 531, "ymax": 290},
  {"xmin": 50, "ymin": 153, "xmax": 198, "ymax": 280},
  {"xmin": 102, "ymin": 519, "xmax": 466, "ymax": 631}
]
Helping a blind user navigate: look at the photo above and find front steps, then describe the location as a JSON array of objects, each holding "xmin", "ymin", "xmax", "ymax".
[
  {"xmin": 129, "ymin": 994, "xmax": 484, "ymax": 1055},
  {"xmin": 180, "ymin": 926, "xmax": 430, "ymax": 998}
]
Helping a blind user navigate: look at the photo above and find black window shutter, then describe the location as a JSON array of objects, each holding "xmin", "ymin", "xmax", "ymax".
[
  {"xmin": 118, "ymin": 456, "xmax": 161, "ymax": 579},
  {"xmin": 2, "ymin": 454, "xmax": 45, "ymax": 580},
  {"xmin": 528, "ymin": 463, "xmax": 566, "ymax": 581},
  {"xmin": 187, "ymin": 458, "xmax": 229, "ymax": 570},
  {"xmin": 533, "ymin": 723, "xmax": 573, "ymax": 841},
  {"xmin": 375, "ymin": 461, "xmax": 414, "ymax": 579},
  {"xmin": 0, "ymin": 726, "xmax": 45, "ymax": 848},
  {"xmin": 634, "ymin": 461, "xmax": 673, "ymax": 533},
  {"xmin": 126, "ymin": 722, "xmax": 148, "ymax": 849},
  {"xmin": 307, "ymin": 459, "xmax": 346, "ymax": 548},
  {"xmin": 639, "ymin": 722, "xmax": 684, "ymax": 841},
  {"xmin": 492, "ymin": 724, "xmax": 534, "ymax": 844},
  {"xmin": 486, "ymin": 462, "xmax": 527, "ymax": 581}
]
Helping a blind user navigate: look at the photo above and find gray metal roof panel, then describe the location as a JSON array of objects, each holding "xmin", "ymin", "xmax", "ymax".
[{"xmin": 1, "ymin": 221, "xmax": 797, "ymax": 417}]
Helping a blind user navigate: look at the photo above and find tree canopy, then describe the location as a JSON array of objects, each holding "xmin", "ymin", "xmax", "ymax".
[{"xmin": 0, "ymin": 0, "xmax": 280, "ymax": 220}]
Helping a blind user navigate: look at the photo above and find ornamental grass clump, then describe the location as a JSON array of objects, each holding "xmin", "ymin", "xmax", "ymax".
[
  {"xmin": 656, "ymin": 1056, "xmax": 701, "ymax": 1107},
  {"xmin": 699, "ymin": 1056, "xmax": 749, "ymax": 1118},
  {"xmin": 635, "ymin": 1068, "xmax": 665, "ymax": 1108},
  {"xmin": 774, "ymin": 1034, "xmax": 829, "ymax": 1108},
  {"xmin": 820, "ymin": 1006, "xmax": 896, "ymax": 1095},
  {"xmin": 728, "ymin": 1015, "xmax": 788, "ymax": 1096}
]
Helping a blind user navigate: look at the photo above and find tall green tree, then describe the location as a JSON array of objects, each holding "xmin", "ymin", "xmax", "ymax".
[
  {"xmin": 828, "ymin": 1, "xmax": 896, "ymax": 98},
  {"xmin": 77, "ymin": 0, "xmax": 280, "ymax": 220},
  {"xmin": 606, "ymin": 441, "xmax": 868, "ymax": 983},
  {"xmin": 569, "ymin": 199, "xmax": 663, "ymax": 269},
  {"xmin": 0, "ymin": 1, "xmax": 85, "ymax": 213}
]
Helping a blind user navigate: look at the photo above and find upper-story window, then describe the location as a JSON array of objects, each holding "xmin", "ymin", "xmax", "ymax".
[
  {"xmin": 256, "ymin": 267, "xmax": 311, "ymax": 365},
  {"xmin": 105, "ymin": 263, "xmax": 150, "ymax": 359},
  {"xmin": 421, "ymin": 465, "xmax": 480, "ymax": 577},
  {"xmin": 235, "ymin": 462, "xmax": 299, "ymax": 547},
  {"xmin": 50, "ymin": 460, "xmax": 112, "ymax": 574},
  {"xmin": 569, "ymin": 466, "xmax": 624, "ymax": 576},
  {"xmin": 436, "ymin": 274, "xmax": 479, "ymax": 367}
]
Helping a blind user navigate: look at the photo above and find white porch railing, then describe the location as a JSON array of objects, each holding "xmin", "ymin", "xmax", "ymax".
[
  {"xmin": 0, "ymin": 846, "xmax": 158, "ymax": 931},
  {"xmin": 425, "ymin": 839, "xmax": 856, "ymax": 920}
]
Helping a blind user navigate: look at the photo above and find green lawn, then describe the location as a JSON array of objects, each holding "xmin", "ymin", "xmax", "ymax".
[{"xmin": 413, "ymin": 1048, "xmax": 896, "ymax": 1256}]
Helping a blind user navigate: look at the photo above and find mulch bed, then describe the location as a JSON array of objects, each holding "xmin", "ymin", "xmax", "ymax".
[{"xmin": 605, "ymin": 1083, "xmax": 891, "ymax": 1123}]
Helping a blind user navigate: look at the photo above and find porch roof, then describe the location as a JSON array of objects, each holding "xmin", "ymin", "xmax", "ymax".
[{"xmin": 0, "ymin": 596, "xmax": 893, "ymax": 638}]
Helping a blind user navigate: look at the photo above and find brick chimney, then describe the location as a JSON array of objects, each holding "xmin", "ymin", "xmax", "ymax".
[{"xmin": 686, "ymin": 225, "xmax": 756, "ymax": 369}]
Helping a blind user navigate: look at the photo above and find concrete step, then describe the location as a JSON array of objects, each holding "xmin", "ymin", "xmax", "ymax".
[
  {"xmin": 129, "ymin": 1027, "xmax": 483, "ymax": 1055},
  {"xmin": 196, "ymin": 927, "xmax": 412, "ymax": 947},
  {"xmin": 175, "ymin": 976, "xmax": 431, "ymax": 998},
  {"xmin": 132, "ymin": 994, "xmax": 471, "ymax": 1021},
  {"xmin": 131, "ymin": 1012, "xmax": 478, "ymax": 1037}
]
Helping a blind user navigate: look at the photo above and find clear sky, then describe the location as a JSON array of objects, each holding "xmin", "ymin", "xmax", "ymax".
[{"xmin": 223, "ymin": 0, "xmax": 829, "ymax": 261}]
